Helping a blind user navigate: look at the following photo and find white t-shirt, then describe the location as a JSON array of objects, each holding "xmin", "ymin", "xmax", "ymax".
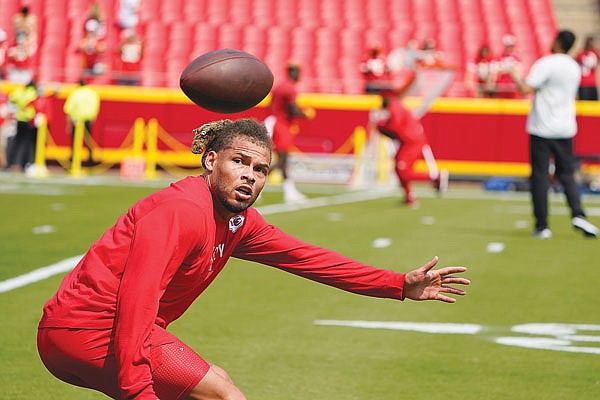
[{"xmin": 525, "ymin": 53, "xmax": 581, "ymax": 138}]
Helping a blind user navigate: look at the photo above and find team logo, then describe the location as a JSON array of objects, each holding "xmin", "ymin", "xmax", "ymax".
[{"xmin": 229, "ymin": 215, "xmax": 245, "ymax": 233}]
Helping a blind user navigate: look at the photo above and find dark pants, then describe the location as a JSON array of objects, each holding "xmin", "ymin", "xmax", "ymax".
[
  {"xmin": 578, "ymin": 86, "xmax": 598, "ymax": 101},
  {"xmin": 529, "ymin": 134, "xmax": 584, "ymax": 230},
  {"xmin": 7, "ymin": 120, "xmax": 37, "ymax": 170}
]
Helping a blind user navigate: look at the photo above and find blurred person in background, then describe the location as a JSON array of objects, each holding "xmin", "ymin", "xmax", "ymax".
[
  {"xmin": 0, "ymin": 29, "xmax": 8, "ymax": 79},
  {"xmin": 494, "ymin": 34, "xmax": 522, "ymax": 98},
  {"xmin": 5, "ymin": 79, "xmax": 37, "ymax": 172},
  {"xmin": 574, "ymin": 35, "xmax": 599, "ymax": 100},
  {"xmin": 464, "ymin": 43, "xmax": 497, "ymax": 97},
  {"xmin": 0, "ymin": 89, "xmax": 11, "ymax": 168},
  {"xmin": 265, "ymin": 63, "xmax": 312, "ymax": 204},
  {"xmin": 416, "ymin": 38, "xmax": 447, "ymax": 69},
  {"xmin": 64, "ymin": 79, "xmax": 101, "ymax": 167},
  {"xmin": 360, "ymin": 45, "xmax": 391, "ymax": 94},
  {"xmin": 13, "ymin": 5, "xmax": 37, "ymax": 54},
  {"xmin": 84, "ymin": 1, "xmax": 106, "ymax": 38},
  {"xmin": 117, "ymin": 0, "xmax": 141, "ymax": 30},
  {"xmin": 37, "ymin": 118, "xmax": 469, "ymax": 400},
  {"xmin": 116, "ymin": 29, "xmax": 143, "ymax": 86},
  {"xmin": 6, "ymin": 33, "xmax": 34, "ymax": 84},
  {"xmin": 369, "ymin": 67, "xmax": 448, "ymax": 208},
  {"xmin": 511, "ymin": 30, "xmax": 599, "ymax": 239},
  {"xmin": 79, "ymin": 27, "xmax": 106, "ymax": 80}
]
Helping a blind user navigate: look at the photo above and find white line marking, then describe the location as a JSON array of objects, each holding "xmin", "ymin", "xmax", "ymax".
[
  {"xmin": 0, "ymin": 255, "xmax": 83, "ymax": 293},
  {"xmin": 314, "ymin": 320, "xmax": 600, "ymax": 355},
  {"xmin": 314, "ymin": 320, "xmax": 483, "ymax": 335}
]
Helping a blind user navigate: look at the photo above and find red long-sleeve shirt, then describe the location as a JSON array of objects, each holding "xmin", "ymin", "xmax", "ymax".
[
  {"xmin": 377, "ymin": 98, "xmax": 426, "ymax": 145},
  {"xmin": 39, "ymin": 176, "xmax": 405, "ymax": 398}
]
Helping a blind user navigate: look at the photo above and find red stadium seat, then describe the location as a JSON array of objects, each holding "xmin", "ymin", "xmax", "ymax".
[
  {"xmin": 217, "ymin": 25, "xmax": 242, "ymax": 50},
  {"xmin": 182, "ymin": 1, "xmax": 206, "ymax": 22},
  {"xmin": 252, "ymin": 0, "xmax": 275, "ymax": 26},
  {"xmin": 242, "ymin": 26, "xmax": 267, "ymax": 59},
  {"xmin": 138, "ymin": 0, "xmax": 161, "ymax": 25},
  {"xmin": 160, "ymin": 0, "xmax": 183, "ymax": 24},
  {"xmin": 205, "ymin": 0, "xmax": 229, "ymax": 25},
  {"xmin": 230, "ymin": 0, "xmax": 253, "ymax": 25},
  {"xmin": 66, "ymin": 0, "xmax": 89, "ymax": 20}
]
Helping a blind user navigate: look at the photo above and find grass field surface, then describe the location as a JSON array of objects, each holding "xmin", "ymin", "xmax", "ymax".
[{"xmin": 1, "ymin": 173, "xmax": 599, "ymax": 399}]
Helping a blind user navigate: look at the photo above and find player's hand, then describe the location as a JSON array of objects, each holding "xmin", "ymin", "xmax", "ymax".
[{"xmin": 403, "ymin": 256, "xmax": 469, "ymax": 303}]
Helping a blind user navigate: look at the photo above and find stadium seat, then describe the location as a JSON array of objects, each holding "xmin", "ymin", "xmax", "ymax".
[
  {"xmin": 217, "ymin": 25, "xmax": 242, "ymax": 50},
  {"xmin": 229, "ymin": 0, "xmax": 253, "ymax": 25},
  {"xmin": 42, "ymin": 0, "xmax": 67, "ymax": 17},
  {"xmin": 182, "ymin": 1, "xmax": 206, "ymax": 22},
  {"xmin": 66, "ymin": 0, "xmax": 89, "ymax": 20},
  {"xmin": 242, "ymin": 25, "xmax": 267, "ymax": 59},
  {"xmin": 252, "ymin": 0, "xmax": 275, "ymax": 26},
  {"xmin": 138, "ymin": 0, "xmax": 161, "ymax": 25},
  {"xmin": 160, "ymin": 0, "xmax": 183, "ymax": 24},
  {"xmin": 205, "ymin": 0, "xmax": 229, "ymax": 25}
]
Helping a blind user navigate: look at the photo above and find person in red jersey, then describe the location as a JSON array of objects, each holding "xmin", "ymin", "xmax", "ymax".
[
  {"xmin": 116, "ymin": 29, "xmax": 143, "ymax": 86},
  {"xmin": 494, "ymin": 34, "xmax": 522, "ymax": 99},
  {"xmin": 370, "ymin": 68, "xmax": 448, "ymax": 207},
  {"xmin": 574, "ymin": 35, "xmax": 599, "ymax": 100},
  {"xmin": 37, "ymin": 118, "xmax": 469, "ymax": 400},
  {"xmin": 265, "ymin": 63, "xmax": 311, "ymax": 203},
  {"xmin": 464, "ymin": 43, "xmax": 497, "ymax": 98},
  {"xmin": 0, "ymin": 29, "xmax": 8, "ymax": 79},
  {"xmin": 360, "ymin": 45, "xmax": 392, "ymax": 94}
]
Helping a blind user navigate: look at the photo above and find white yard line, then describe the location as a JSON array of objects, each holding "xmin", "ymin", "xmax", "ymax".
[{"xmin": 0, "ymin": 255, "xmax": 83, "ymax": 293}]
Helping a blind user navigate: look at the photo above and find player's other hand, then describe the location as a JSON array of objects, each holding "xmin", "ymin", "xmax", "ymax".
[{"xmin": 403, "ymin": 256, "xmax": 469, "ymax": 303}]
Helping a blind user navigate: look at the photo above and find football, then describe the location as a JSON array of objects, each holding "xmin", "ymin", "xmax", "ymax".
[{"xmin": 180, "ymin": 49, "xmax": 274, "ymax": 114}]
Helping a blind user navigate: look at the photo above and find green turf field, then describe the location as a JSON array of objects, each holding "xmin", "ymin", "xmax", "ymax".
[{"xmin": 1, "ymin": 173, "xmax": 599, "ymax": 399}]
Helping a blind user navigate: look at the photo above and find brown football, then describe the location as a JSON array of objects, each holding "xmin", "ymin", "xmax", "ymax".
[{"xmin": 179, "ymin": 49, "xmax": 274, "ymax": 114}]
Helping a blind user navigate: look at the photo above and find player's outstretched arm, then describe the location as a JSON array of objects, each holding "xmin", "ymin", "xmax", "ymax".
[{"xmin": 403, "ymin": 256, "xmax": 469, "ymax": 303}]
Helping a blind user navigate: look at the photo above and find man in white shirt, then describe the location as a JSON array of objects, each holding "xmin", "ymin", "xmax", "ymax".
[{"xmin": 511, "ymin": 30, "xmax": 598, "ymax": 239}]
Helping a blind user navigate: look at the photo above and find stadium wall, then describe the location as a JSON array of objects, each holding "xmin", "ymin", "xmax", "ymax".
[{"xmin": 5, "ymin": 83, "xmax": 600, "ymax": 177}]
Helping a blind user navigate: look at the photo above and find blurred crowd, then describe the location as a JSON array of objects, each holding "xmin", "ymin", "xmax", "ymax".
[
  {"xmin": 0, "ymin": 1, "xmax": 144, "ymax": 173},
  {"xmin": 0, "ymin": 1, "xmax": 144, "ymax": 87},
  {"xmin": 360, "ymin": 33, "xmax": 599, "ymax": 101}
]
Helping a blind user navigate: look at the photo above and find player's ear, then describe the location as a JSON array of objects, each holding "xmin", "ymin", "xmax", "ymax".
[{"xmin": 203, "ymin": 150, "xmax": 218, "ymax": 172}]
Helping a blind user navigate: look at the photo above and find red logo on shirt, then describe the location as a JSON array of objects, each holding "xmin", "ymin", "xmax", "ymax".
[{"xmin": 229, "ymin": 215, "xmax": 245, "ymax": 233}]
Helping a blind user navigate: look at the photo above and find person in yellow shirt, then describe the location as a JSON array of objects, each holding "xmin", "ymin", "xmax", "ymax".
[
  {"xmin": 64, "ymin": 79, "xmax": 100, "ymax": 166},
  {"xmin": 6, "ymin": 79, "xmax": 37, "ymax": 172}
]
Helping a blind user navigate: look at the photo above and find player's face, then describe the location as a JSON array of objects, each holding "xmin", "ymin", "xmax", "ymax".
[{"xmin": 204, "ymin": 137, "xmax": 271, "ymax": 218}]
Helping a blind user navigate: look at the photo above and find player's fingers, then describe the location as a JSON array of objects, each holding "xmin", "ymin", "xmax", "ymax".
[
  {"xmin": 441, "ymin": 276, "xmax": 470, "ymax": 285},
  {"xmin": 440, "ymin": 286, "xmax": 467, "ymax": 295},
  {"xmin": 435, "ymin": 293, "xmax": 457, "ymax": 303},
  {"xmin": 437, "ymin": 266, "xmax": 467, "ymax": 276},
  {"xmin": 419, "ymin": 256, "xmax": 439, "ymax": 273}
]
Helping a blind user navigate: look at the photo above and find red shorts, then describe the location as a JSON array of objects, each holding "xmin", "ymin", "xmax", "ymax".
[
  {"xmin": 272, "ymin": 119, "xmax": 294, "ymax": 152},
  {"xmin": 37, "ymin": 325, "xmax": 210, "ymax": 400}
]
